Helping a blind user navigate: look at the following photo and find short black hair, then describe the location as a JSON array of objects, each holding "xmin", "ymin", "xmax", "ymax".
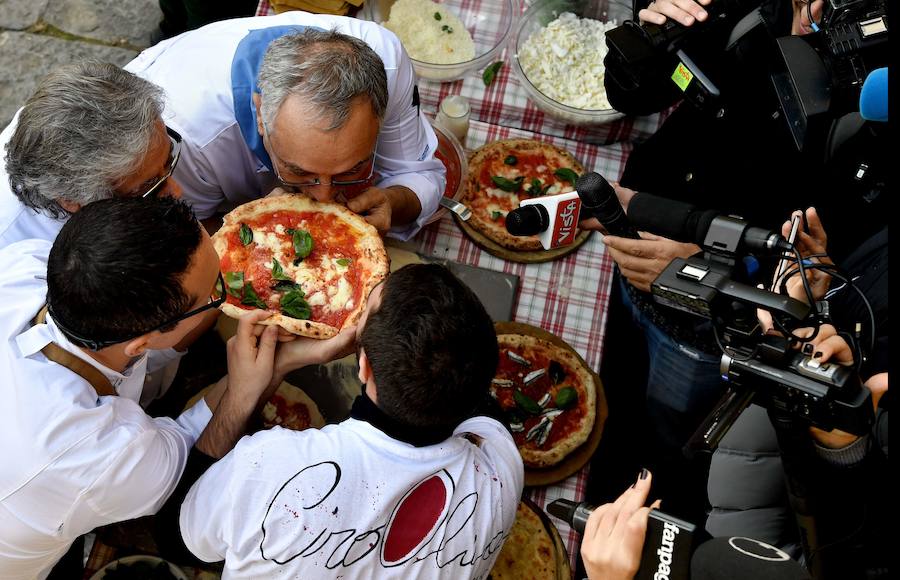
[
  {"xmin": 47, "ymin": 197, "xmax": 203, "ymax": 346},
  {"xmin": 359, "ymin": 264, "xmax": 499, "ymax": 430}
]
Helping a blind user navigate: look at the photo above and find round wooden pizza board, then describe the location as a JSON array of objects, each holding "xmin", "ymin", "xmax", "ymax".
[
  {"xmin": 455, "ymin": 213, "xmax": 592, "ymax": 264},
  {"xmin": 494, "ymin": 321, "xmax": 608, "ymax": 488}
]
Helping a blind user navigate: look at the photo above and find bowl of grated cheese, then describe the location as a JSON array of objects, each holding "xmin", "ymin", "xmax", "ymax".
[
  {"xmin": 512, "ymin": 0, "xmax": 631, "ymax": 125},
  {"xmin": 358, "ymin": 0, "xmax": 518, "ymax": 82}
]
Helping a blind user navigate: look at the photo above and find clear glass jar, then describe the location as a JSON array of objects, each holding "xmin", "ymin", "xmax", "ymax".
[{"xmin": 435, "ymin": 95, "xmax": 470, "ymax": 145}]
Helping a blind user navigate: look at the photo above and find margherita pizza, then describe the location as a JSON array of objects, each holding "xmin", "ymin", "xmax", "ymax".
[
  {"xmin": 492, "ymin": 334, "xmax": 596, "ymax": 468},
  {"xmin": 261, "ymin": 382, "xmax": 326, "ymax": 431},
  {"xmin": 212, "ymin": 195, "xmax": 389, "ymax": 338},
  {"xmin": 488, "ymin": 500, "xmax": 565, "ymax": 580},
  {"xmin": 462, "ymin": 139, "xmax": 585, "ymax": 251}
]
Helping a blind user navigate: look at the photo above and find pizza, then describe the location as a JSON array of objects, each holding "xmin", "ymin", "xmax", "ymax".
[
  {"xmin": 261, "ymin": 382, "xmax": 326, "ymax": 431},
  {"xmin": 461, "ymin": 139, "xmax": 585, "ymax": 251},
  {"xmin": 212, "ymin": 195, "xmax": 389, "ymax": 338},
  {"xmin": 488, "ymin": 500, "xmax": 563, "ymax": 580},
  {"xmin": 491, "ymin": 334, "xmax": 596, "ymax": 468}
]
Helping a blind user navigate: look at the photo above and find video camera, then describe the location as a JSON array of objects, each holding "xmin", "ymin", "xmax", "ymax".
[
  {"xmin": 647, "ymin": 212, "xmax": 874, "ymax": 452},
  {"xmin": 604, "ymin": 0, "xmax": 888, "ymax": 150}
]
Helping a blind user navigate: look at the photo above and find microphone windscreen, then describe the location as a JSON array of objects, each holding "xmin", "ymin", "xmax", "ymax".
[
  {"xmin": 574, "ymin": 172, "xmax": 613, "ymax": 208},
  {"xmin": 505, "ymin": 204, "xmax": 548, "ymax": 236},
  {"xmin": 690, "ymin": 537, "xmax": 810, "ymax": 580},
  {"xmin": 859, "ymin": 67, "xmax": 887, "ymax": 122}
]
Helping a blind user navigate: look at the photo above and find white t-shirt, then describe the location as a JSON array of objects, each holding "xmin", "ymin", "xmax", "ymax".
[
  {"xmin": 0, "ymin": 240, "xmax": 212, "ymax": 580},
  {"xmin": 181, "ymin": 416, "xmax": 524, "ymax": 579},
  {"xmin": 125, "ymin": 12, "xmax": 445, "ymax": 240}
]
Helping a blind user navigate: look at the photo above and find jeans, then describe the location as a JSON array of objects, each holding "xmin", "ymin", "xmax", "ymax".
[{"xmin": 618, "ymin": 276, "xmax": 725, "ymax": 452}]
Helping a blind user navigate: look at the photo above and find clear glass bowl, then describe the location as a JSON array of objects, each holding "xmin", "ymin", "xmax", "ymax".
[
  {"xmin": 357, "ymin": 0, "xmax": 519, "ymax": 82},
  {"xmin": 511, "ymin": 0, "xmax": 631, "ymax": 125},
  {"xmin": 426, "ymin": 116, "xmax": 468, "ymax": 224}
]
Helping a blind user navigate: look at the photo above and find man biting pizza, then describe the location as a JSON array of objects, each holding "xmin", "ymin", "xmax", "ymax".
[
  {"xmin": 178, "ymin": 264, "xmax": 524, "ymax": 579},
  {"xmin": 125, "ymin": 12, "xmax": 446, "ymax": 238}
]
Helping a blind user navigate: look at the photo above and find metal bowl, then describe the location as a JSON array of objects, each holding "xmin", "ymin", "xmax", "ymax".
[
  {"xmin": 358, "ymin": 0, "xmax": 519, "ymax": 82},
  {"xmin": 426, "ymin": 116, "xmax": 468, "ymax": 224}
]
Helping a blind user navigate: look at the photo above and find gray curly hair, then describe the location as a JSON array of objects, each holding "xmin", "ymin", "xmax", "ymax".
[
  {"xmin": 5, "ymin": 61, "xmax": 165, "ymax": 218},
  {"xmin": 257, "ymin": 29, "xmax": 389, "ymax": 133}
]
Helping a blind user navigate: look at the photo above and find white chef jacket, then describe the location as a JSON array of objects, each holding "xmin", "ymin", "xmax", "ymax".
[
  {"xmin": 0, "ymin": 112, "xmax": 67, "ymax": 250},
  {"xmin": 0, "ymin": 240, "xmax": 213, "ymax": 580},
  {"xmin": 181, "ymin": 416, "xmax": 523, "ymax": 579},
  {"xmin": 125, "ymin": 12, "xmax": 445, "ymax": 240}
]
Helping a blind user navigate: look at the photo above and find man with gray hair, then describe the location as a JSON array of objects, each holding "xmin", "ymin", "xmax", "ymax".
[
  {"xmin": 0, "ymin": 60, "xmax": 184, "ymax": 249},
  {"xmin": 125, "ymin": 11, "xmax": 445, "ymax": 238}
]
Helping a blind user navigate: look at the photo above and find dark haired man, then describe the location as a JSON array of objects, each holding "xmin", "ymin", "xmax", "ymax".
[
  {"xmin": 0, "ymin": 197, "xmax": 318, "ymax": 579},
  {"xmin": 179, "ymin": 264, "xmax": 524, "ymax": 579}
]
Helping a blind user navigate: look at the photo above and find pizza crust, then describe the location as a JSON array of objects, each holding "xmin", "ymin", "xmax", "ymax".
[
  {"xmin": 212, "ymin": 196, "xmax": 389, "ymax": 339},
  {"xmin": 495, "ymin": 333, "xmax": 596, "ymax": 469},
  {"xmin": 462, "ymin": 139, "xmax": 584, "ymax": 252},
  {"xmin": 489, "ymin": 501, "xmax": 558, "ymax": 579}
]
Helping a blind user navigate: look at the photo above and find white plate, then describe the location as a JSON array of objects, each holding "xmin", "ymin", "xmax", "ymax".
[{"xmin": 89, "ymin": 555, "xmax": 189, "ymax": 580}]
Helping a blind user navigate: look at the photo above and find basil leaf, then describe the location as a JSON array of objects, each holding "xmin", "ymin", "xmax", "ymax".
[
  {"xmin": 291, "ymin": 229, "xmax": 314, "ymax": 259},
  {"xmin": 554, "ymin": 168, "xmax": 580, "ymax": 185},
  {"xmin": 434, "ymin": 11, "xmax": 442, "ymax": 20},
  {"xmin": 272, "ymin": 280, "xmax": 300, "ymax": 292},
  {"xmin": 491, "ymin": 175, "xmax": 524, "ymax": 192},
  {"xmin": 240, "ymin": 282, "xmax": 267, "ymax": 309},
  {"xmin": 514, "ymin": 390, "xmax": 542, "ymax": 415},
  {"xmin": 555, "ymin": 386, "xmax": 578, "ymax": 409},
  {"xmin": 482, "ymin": 61, "xmax": 504, "ymax": 87},
  {"xmin": 224, "ymin": 271, "xmax": 244, "ymax": 298},
  {"xmin": 281, "ymin": 289, "xmax": 312, "ymax": 320},
  {"xmin": 271, "ymin": 258, "xmax": 293, "ymax": 282},
  {"xmin": 336, "ymin": 258, "xmax": 351, "ymax": 267},
  {"xmin": 491, "ymin": 211, "xmax": 502, "ymax": 220},
  {"xmin": 504, "ymin": 155, "xmax": 518, "ymax": 166},
  {"xmin": 526, "ymin": 178, "xmax": 544, "ymax": 197},
  {"xmin": 239, "ymin": 223, "xmax": 253, "ymax": 246}
]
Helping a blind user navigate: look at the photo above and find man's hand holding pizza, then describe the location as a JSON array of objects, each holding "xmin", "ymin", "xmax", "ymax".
[
  {"xmin": 347, "ymin": 185, "xmax": 421, "ymax": 234},
  {"xmin": 269, "ymin": 325, "xmax": 359, "ymax": 391}
]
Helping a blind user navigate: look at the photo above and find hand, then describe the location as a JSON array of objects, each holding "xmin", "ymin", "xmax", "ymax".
[
  {"xmin": 347, "ymin": 186, "xmax": 422, "ymax": 233},
  {"xmin": 226, "ymin": 310, "xmax": 279, "ymax": 406},
  {"xmin": 792, "ymin": 0, "xmax": 824, "ymax": 35},
  {"xmin": 578, "ymin": 182, "xmax": 638, "ymax": 233},
  {"xmin": 773, "ymin": 208, "xmax": 833, "ymax": 302},
  {"xmin": 604, "ymin": 232, "xmax": 700, "ymax": 292},
  {"xmin": 272, "ymin": 325, "xmax": 358, "ymax": 384},
  {"xmin": 639, "ymin": 0, "xmax": 711, "ymax": 26},
  {"xmin": 581, "ymin": 470, "xmax": 659, "ymax": 580}
]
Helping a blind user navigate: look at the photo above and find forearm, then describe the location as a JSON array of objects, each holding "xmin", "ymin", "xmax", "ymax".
[
  {"xmin": 385, "ymin": 185, "xmax": 422, "ymax": 226},
  {"xmin": 195, "ymin": 386, "xmax": 257, "ymax": 458}
]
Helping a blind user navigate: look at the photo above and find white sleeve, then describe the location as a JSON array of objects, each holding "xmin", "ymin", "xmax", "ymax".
[
  {"xmin": 454, "ymin": 417, "xmax": 525, "ymax": 495},
  {"xmin": 172, "ymin": 142, "xmax": 229, "ymax": 221},
  {"xmin": 376, "ymin": 48, "xmax": 446, "ymax": 241},
  {"xmin": 78, "ymin": 412, "xmax": 200, "ymax": 525}
]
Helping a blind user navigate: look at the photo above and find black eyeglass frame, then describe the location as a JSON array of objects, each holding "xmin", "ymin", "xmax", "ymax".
[
  {"xmin": 49, "ymin": 272, "xmax": 226, "ymax": 351},
  {"xmin": 139, "ymin": 126, "xmax": 183, "ymax": 199}
]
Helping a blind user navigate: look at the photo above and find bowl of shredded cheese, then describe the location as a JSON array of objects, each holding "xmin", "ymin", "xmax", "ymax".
[
  {"xmin": 512, "ymin": 0, "xmax": 630, "ymax": 125},
  {"xmin": 358, "ymin": 0, "xmax": 518, "ymax": 82}
]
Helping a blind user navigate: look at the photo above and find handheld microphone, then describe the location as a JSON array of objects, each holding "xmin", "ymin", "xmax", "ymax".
[
  {"xmin": 575, "ymin": 172, "xmax": 641, "ymax": 239},
  {"xmin": 859, "ymin": 67, "xmax": 887, "ymax": 122},
  {"xmin": 548, "ymin": 499, "xmax": 696, "ymax": 580},
  {"xmin": 504, "ymin": 190, "xmax": 583, "ymax": 250},
  {"xmin": 628, "ymin": 193, "xmax": 791, "ymax": 254}
]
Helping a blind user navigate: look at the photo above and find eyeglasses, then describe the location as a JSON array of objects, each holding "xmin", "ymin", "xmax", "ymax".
[
  {"xmin": 140, "ymin": 126, "xmax": 183, "ymax": 199},
  {"xmin": 50, "ymin": 272, "xmax": 225, "ymax": 351},
  {"xmin": 262, "ymin": 121, "xmax": 376, "ymax": 193}
]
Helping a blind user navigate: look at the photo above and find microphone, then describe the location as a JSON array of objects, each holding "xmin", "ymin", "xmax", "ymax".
[
  {"xmin": 859, "ymin": 67, "xmax": 887, "ymax": 122},
  {"xmin": 690, "ymin": 537, "xmax": 810, "ymax": 580},
  {"xmin": 628, "ymin": 193, "xmax": 791, "ymax": 254},
  {"xmin": 504, "ymin": 191, "xmax": 583, "ymax": 250},
  {"xmin": 575, "ymin": 172, "xmax": 641, "ymax": 239}
]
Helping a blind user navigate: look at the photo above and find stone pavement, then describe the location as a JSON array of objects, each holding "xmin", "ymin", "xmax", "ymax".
[{"xmin": 1, "ymin": 0, "xmax": 163, "ymax": 127}]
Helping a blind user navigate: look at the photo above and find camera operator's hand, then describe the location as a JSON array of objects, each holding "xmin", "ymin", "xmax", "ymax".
[
  {"xmin": 604, "ymin": 232, "xmax": 700, "ymax": 293},
  {"xmin": 578, "ymin": 182, "xmax": 638, "ymax": 233},
  {"xmin": 792, "ymin": 0, "xmax": 824, "ymax": 36},
  {"xmin": 775, "ymin": 208, "xmax": 834, "ymax": 302},
  {"xmin": 582, "ymin": 469, "xmax": 661, "ymax": 580},
  {"xmin": 639, "ymin": 0, "xmax": 711, "ymax": 27}
]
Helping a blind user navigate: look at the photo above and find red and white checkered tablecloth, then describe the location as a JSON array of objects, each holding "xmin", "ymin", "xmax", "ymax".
[{"xmin": 252, "ymin": 2, "xmax": 667, "ymax": 574}]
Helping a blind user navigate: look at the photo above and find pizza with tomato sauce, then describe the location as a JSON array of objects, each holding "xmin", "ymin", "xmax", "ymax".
[
  {"xmin": 492, "ymin": 334, "xmax": 596, "ymax": 468},
  {"xmin": 212, "ymin": 196, "xmax": 389, "ymax": 338},
  {"xmin": 461, "ymin": 140, "xmax": 584, "ymax": 251},
  {"xmin": 261, "ymin": 382, "xmax": 325, "ymax": 431}
]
